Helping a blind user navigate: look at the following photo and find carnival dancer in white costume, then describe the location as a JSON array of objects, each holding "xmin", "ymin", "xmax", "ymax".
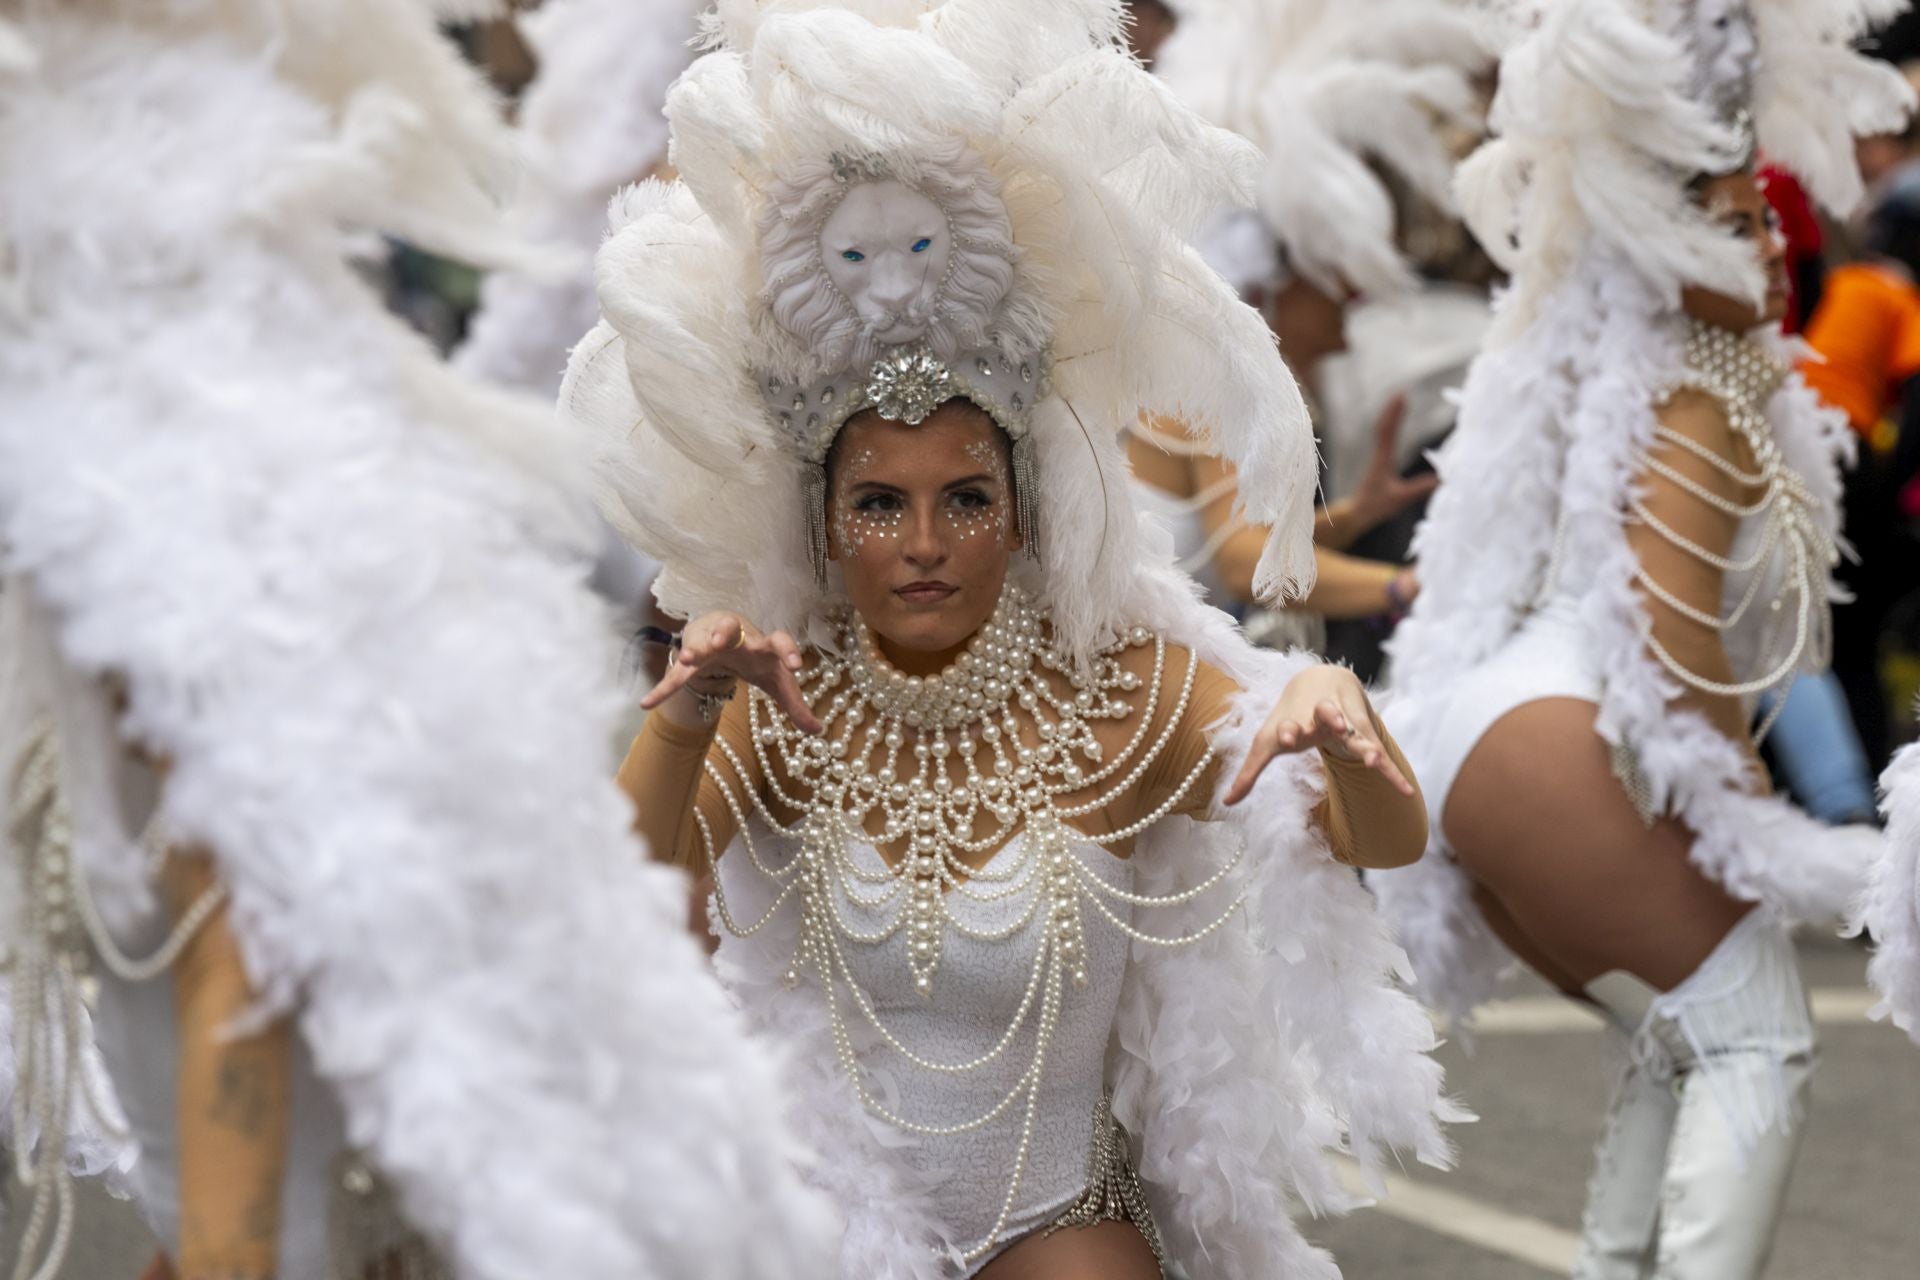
[
  {"xmin": 455, "ymin": 0, "xmax": 700, "ymax": 397},
  {"xmin": 564, "ymin": 2, "xmax": 1468, "ymax": 1276},
  {"xmin": 0, "ymin": 3, "xmax": 835, "ymax": 1279},
  {"xmin": 1130, "ymin": 0, "xmax": 1484, "ymax": 639},
  {"xmin": 1369, "ymin": 2, "xmax": 1913, "ymax": 1276}
]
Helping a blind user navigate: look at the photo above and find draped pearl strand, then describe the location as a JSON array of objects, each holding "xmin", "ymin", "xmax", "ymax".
[
  {"xmin": 1632, "ymin": 319, "xmax": 1836, "ymax": 736},
  {"xmin": 4, "ymin": 721, "xmax": 221, "ymax": 1280},
  {"xmin": 697, "ymin": 584, "xmax": 1242, "ymax": 1264}
]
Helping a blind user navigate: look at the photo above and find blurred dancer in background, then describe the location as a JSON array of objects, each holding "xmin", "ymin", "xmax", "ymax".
[
  {"xmin": 1133, "ymin": 0, "xmax": 1487, "ymax": 654},
  {"xmin": 1371, "ymin": 1, "xmax": 1911, "ymax": 1275}
]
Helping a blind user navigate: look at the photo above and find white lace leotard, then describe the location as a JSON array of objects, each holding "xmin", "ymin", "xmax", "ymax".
[{"xmin": 834, "ymin": 835, "xmax": 1133, "ymax": 1270}]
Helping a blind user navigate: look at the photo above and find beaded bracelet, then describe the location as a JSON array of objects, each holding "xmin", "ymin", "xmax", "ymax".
[
  {"xmin": 1383, "ymin": 568, "xmax": 1414, "ymax": 620},
  {"xmin": 635, "ymin": 623, "xmax": 736, "ymax": 720}
]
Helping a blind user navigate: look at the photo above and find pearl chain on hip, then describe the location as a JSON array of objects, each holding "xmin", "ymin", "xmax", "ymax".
[{"xmin": 6, "ymin": 721, "xmax": 221, "ymax": 1280}]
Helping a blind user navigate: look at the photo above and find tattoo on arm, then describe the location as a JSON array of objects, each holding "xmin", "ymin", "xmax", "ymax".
[{"xmin": 209, "ymin": 1056, "xmax": 271, "ymax": 1135}]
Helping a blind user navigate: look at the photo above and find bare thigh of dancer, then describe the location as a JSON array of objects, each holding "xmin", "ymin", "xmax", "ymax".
[
  {"xmin": 1444, "ymin": 696, "xmax": 1752, "ymax": 995},
  {"xmin": 977, "ymin": 1221, "xmax": 1161, "ymax": 1280}
]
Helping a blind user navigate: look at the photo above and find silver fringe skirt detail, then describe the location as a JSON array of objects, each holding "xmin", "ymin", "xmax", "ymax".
[{"xmin": 1043, "ymin": 1093, "xmax": 1166, "ymax": 1275}]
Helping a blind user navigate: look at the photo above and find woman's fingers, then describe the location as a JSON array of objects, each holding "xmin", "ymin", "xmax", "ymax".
[
  {"xmin": 755, "ymin": 635, "xmax": 820, "ymax": 734},
  {"xmin": 1226, "ymin": 713, "xmax": 1320, "ymax": 805},
  {"xmin": 640, "ymin": 613, "xmax": 745, "ymax": 710},
  {"xmin": 769, "ymin": 629, "xmax": 805, "ymax": 672},
  {"xmin": 690, "ymin": 614, "xmax": 742, "ymax": 661},
  {"xmin": 1370, "ymin": 394, "xmax": 1407, "ymax": 462},
  {"xmin": 1358, "ymin": 735, "xmax": 1416, "ymax": 796},
  {"xmin": 1330, "ymin": 695, "xmax": 1417, "ymax": 797},
  {"xmin": 761, "ymin": 632, "xmax": 821, "ymax": 733},
  {"xmin": 639, "ymin": 658, "xmax": 695, "ymax": 710},
  {"xmin": 1240, "ymin": 665, "xmax": 1417, "ymax": 803},
  {"xmin": 770, "ymin": 666, "xmax": 822, "ymax": 735},
  {"xmin": 1223, "ymin": 732, "xmax": 1277, "ymax": 806}
]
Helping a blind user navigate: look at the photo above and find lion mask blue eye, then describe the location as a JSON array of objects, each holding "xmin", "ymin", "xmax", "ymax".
[
  {"xmin": 911, "ymin": 237, "xmax": 933, "ymax": 254},
  {"xmin": 841, "ymin": 249, "xmax": 866, "ymax": 262}
]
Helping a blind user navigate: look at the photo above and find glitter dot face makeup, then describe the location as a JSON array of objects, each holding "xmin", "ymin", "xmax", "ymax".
[
  {"xmin": 951, "ymin": 440, "xmax": 1012, "ymax": 547},
  {"xmin": 834, "ymin": 447, "xmax": 905, "ymax": 555},
  {"xmin": 825, "ymin": 403, "xmax": 1019, "ymax": 656}
]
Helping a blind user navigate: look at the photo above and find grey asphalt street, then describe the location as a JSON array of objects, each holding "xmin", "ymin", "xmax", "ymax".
[
  {"xmin": 1311, "ymin": 933, "xmax": 1920, "ymax": 1278},
  {"xmin": 9, "ymin": 935, "xmax": 1915, "ymax": 1278}
]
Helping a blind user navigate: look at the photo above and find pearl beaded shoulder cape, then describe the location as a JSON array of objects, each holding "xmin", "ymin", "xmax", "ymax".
[{"xmin": 623, "ymin": 588, "xmax": 1466, "ymax": 1279}]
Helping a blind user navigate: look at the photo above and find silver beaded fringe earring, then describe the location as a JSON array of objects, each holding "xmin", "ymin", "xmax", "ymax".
[
  {"xmin": 1012, "ymin": 432, "xmax": 1041, "ymax": 562},
  {"xmin": 804, "ymin": 459, "xmax": 831, "ymax": 592}
]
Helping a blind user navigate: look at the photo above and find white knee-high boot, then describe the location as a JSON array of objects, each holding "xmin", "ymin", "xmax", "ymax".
[
  {"xmin": 1572, "ymin": 912, "xmax": 1815, "ymax": 1280},
  {"xmin": 1646, "ymin": 912, "xmax": 1814, "ymax": 1278},
  {"xmin": 1573, "ymin": 972, "xmax": 1677, "ymax": 1280}
]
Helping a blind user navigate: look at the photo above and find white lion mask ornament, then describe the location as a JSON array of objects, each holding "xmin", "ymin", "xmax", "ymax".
[{"xmin": 820, "ymin": 180, "xmax": 955, "ymax": 346}]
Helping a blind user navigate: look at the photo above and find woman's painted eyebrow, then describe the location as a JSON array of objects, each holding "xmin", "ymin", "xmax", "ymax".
[{"xmin": 847, "ymin": 472, "xmax": 998, "ymax": 492}]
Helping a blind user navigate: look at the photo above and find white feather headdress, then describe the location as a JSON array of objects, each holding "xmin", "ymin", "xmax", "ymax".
[
  {"xmin": 1155, "ymin": 0, "xmax": 1489, "ymax": 296},
  {"xmin": 1459, "ymin": 0, "xmax": 1916, "ymax": 340},
  {"xmin": 562, "ymin": 0, "xmax": 1319, "ymax": 661}
]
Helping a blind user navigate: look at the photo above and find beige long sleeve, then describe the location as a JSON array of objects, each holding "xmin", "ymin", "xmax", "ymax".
[
  {"xmin": 165, "ymin": 852, "xmax": 291, "ymax": 1280},
  {"xmin": 616, "ymin": 696, "xmax": 764, "ymax": 874}
]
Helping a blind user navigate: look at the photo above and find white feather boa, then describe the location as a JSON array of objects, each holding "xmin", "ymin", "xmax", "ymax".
[
  {"xmin": 1374, "ymin": 252, "xmax": 1879, "ymax": 1025},
  {"xmin": 0, "ymin": 7, "xmax": 836, "ymax": 1278},
  {"xmin": 1861, "ymin": 724, "xmax": 1920, "ymax": 1043},
  {"xmin": 711, "ymin": 618, "xmax": 1465, "ymax": 1278}
]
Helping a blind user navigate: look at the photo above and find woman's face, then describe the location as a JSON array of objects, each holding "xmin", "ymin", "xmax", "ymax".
[
  {"xmin": 1260, "ymin": 273, "xmax": 1352, "ymax": 383},
  {"xmin": 827, "ymin": 399, "xmax": 1021, "ymax": 661},
  {"xmin": 1124, "ymin": 0, "xmax": 1177, "ymax": 69},
  {"xmin": 1680, "ymin": 168, "xmax": 1789, "ymax": 333}
]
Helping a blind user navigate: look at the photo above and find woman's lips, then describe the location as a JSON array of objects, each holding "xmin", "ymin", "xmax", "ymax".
[{"xmin": 894, "ymin": 582, "xmax": 957, "ymax": 604}]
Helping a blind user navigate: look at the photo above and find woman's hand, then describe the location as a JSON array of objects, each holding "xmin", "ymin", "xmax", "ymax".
[
  {"xmin": 1351, "ymin": 396, "xmax": 1440, "ymax": 529},
  {"xmin": 1224, "ymin": 664, "xmax": 1414, "ymax": 805},
  {"xmin": 1318, "ymin": 396, "xmax": 1441, "ymax": 548},
  {"xmin": 640, "ymin": 612, "xmax": 822, "ymax": 734}
]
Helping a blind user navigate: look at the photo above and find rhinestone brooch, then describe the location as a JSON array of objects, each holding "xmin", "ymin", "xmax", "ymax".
[{"xmin": 866, "ymin": 344, "xmax": 954, "ymax": 425}]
